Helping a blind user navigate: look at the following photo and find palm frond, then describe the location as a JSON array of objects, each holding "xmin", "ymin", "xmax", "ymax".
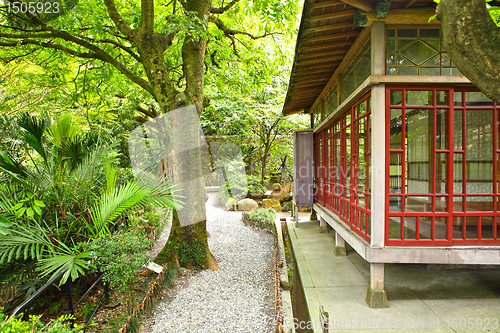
[
  {"xmin": 71, "ymin": 141, "xmax": 118, "ymax": 186},
  {"xmin": 18, "ymin": 112, "xmax": 48, "ymax": 161},
  {"xmin": 88, "ymin": 180, "xmax": 182, "ymax": 238},
  {"xmin": 38, "ymin": 250, "xmax": 92, "ymax": 285},
  {"xmin": 0, "ymin": 222, "xmax": 55, "ymax": 264},
  {"xmin": 0, "ymin": 151, "xmax": 27, "ymax": 177}
]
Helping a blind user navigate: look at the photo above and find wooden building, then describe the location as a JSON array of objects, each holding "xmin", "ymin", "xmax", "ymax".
[{"xmin": 283, "ymin": 0, "xmax": 500, "ymax": 307}]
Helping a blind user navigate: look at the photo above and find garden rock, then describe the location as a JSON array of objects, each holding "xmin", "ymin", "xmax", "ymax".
[
  {"xmin": 262, "ymin": 199, "xmax": 281, "ymax": 210},
  {"xmin": 224, "ymin": 198, "xmax": 237, "ymax": 211},
  {"xmin": 237, "ymin": 198, "xmax": 258, "ymax": 211}
]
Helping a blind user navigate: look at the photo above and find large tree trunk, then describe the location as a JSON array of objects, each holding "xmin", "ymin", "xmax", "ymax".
[
  {"xmin": 151, "ymin": 0, "xmax": 219, "ymax": 271},
  {"xmin": 437, "ymin": 0, "xmax": 500, "ymax": 103}
]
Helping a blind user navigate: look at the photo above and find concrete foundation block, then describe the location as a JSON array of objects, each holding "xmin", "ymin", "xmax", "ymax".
[
  {"xmin": 334, "ymin": 246, "xmax": 346, "ymax": 256},
  {"xmin": 365, "ymin": 287, "xmax": 389, "ymax": 308}
]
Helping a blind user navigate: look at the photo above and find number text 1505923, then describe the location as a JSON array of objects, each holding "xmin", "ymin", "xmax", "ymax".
[{"xmin": 6, "ymin": 2, "xmax": 60, "ymax": 14}]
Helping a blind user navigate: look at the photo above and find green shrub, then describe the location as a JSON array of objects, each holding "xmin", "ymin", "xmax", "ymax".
[
  {"xmin": 217, "ymin": 174, "xmax": 266, "ymax": 205},
  {"xmin": 247, "ymin": 175, "xmax": 266, "ymax": 195},
  {"xmin": 282, "ymin": 201, "xmax": 292, "ymax": 212},
  {"xmin": 243, "ymin": 208, "xmax": 275, "ymax": 231},
  {"xmin": 0, "ymin": 310, "xmax": 83, "ymax": 332},
  {"xmin": 129, "ymin": 209, "xmax": 165, "ymax": 238},
  {"xmin": 87, "ymin": 232, "xmax": 151, "ymax": 291}
]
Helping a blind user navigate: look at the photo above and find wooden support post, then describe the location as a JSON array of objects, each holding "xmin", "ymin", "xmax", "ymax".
[
  {"xmin": 294, "ymin": 204, "xmax": 299, "ymax": 227},
  {"xmin": 319, "ymin": 216, "xmax": 327, "ymax": 233},
  {"xmin": 334, "ymin": 230, "xmax": 346, "ymax": 256},
  {"xmin": 370, "ymin": 21, "xmax": 386, "ymax": 248},
  {"xmin": 366, "ymin": 263, "xmax": 388, "ymax": 308},
  {"xmin": 366, "ymin": 20, "xmax": 389, "ymax": 309}
]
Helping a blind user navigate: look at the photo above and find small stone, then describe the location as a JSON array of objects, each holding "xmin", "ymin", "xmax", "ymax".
[
  {"xmin": 224, "ymin": 197, "xmax": 237, "ymax": 211},
  {"xmin": 237, "ymin": 198, "xmax": 258, "ymax": 211},
  {"xmin": 262, "ymin": 199, "xmax": 281, "ymax": 210}
]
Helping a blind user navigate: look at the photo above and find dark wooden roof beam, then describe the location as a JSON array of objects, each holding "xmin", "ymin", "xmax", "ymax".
[
  {"xmin": 299, "ymin": 40, "xmax": 354, "ymax": 51},
  {"xmin": 301, "ymin": 31, "xmax": 359, "ymax": 43},
  {"xmin": 288, "ymin": 90, "xmax": 324, "ymax": 98},
  {"xmin": 293, "ymin": 82, "xmax": 330, "ymax": 89},
  {"xmin": 293, "ymin": 67, "xmax": 337, "ymax": 74},
  {"xmin": 304, "ymin": 21, "xmax": 354, "ymax": 33},
  {"xmin": 340, "ymin": 0, "xmax": 373, "ymax": 12},
  {"xmin": 298, "ymin": 47, "xmax": 350, "ymax": 59},
  {"xmin": 403, "ymin": 0, "xmax": 418, "ymax": 9},
  {"xmin": 307, "ymin": 9, "xmax": 357, "ymax": 22},
  {"xmin": 309, "ymin": 0, "xmax": 344, "ymax": 9},
  {"xmin": 296, "ymin": 56, "xmax": 343, "ymax": 66},
  {"xmin": 290, "ymin": 75, "xmax": 331, "ymax": 85}
]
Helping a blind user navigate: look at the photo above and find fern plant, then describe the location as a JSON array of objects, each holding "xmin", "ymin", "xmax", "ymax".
[{"xmin": 0, "ymin": 112, "xmax": 182, "ymax": 290}]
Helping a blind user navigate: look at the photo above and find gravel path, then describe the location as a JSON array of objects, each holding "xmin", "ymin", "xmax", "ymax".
[{"xmin": 139, "ymin": 193, "xmax": 275, "ymax": 333}]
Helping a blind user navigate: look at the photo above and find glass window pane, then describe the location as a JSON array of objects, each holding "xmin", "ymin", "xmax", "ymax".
[
  {"xmin": 453, "ymin": 196, "xmax": 463, "ymax": 212},
  {"xmin": 390, "ymin": 109, "xmax": 403, "ymax": 149},
  {"xmin": 436, "ymin": 153, "xmax": 448, "ymax": 193},
  {"xmin": 435, "ymin": 217, "xmax": 447, "ymax": 239},
  {"xmin": 388, "ymin": 216, "xmax": 401, "ymax": 239},
  {"xmin": 454, "ymin": 91, "xmax": 463, "ymax": 106},
  {"xmin": 465, "ymin": 92, "xmax": 493, "ymax": 106},
  {"xmin": 389, "ymin": 152, "xmax": 403, "ymax": 194},
  {"xmin": 454, "ymin": 110, "xmax": 463, "ymax": 150},
  {"xmin": 441, "ymin": 53, "xmax": 451, "ymax": 67},
  {"xmin": 419, "ymin": 216, "xmax": 432, "ymax": 239},
  {"xmin": 398, "ymin": 67, "xmax": 418, "ymax": 75},
  {"xmin": 387, "ymin": 29, "xmax": 395, "ymax": 37},
  {"xmin": 436, "ymin": 196, "xmax": 448, "ymax": 212},
  {"xmin": 481, "ymin": 216, "xmax": 494, "ymax": 239},
  {"xmin": 451, "ymin": 67, "xmax": 463, "ymax": 76},
  {"xmin": 359, "ymin": 100, "xmax": 367, "ymax": 115},
  {"xmin": 404, "ymin": 217, "xmax": 417, "ymax": 239},
  {"xmin": 466, "ymin": 196, "xmax": 494, "ymax": 211},
  {"xmin": 420, "ymin": 28, "xmax": 440, "ymax": 38},
  {"xmin": 405, "ymin": 196, "xmax": 431, "ymax": 212},
  {"xmin": 406, "ymin": 91, "xmax": 433, "ymax": 106},
  {"xmin": 390, "ymin": 90, "xmax": 403, "ymax": 106},
  {"xmin": 387, "ymin": 67, "xmax": 396, "ymax": 75},
  {"xmin": 400, "ymin": 40, "xmax": 438, "ymax": 65},
  {"xmin": 422, "ymin": 39, "xmax": 440, "ymax": 51},
  {"xmin": 420, "ymin": 67, "xmax": 440, "ymax": 76},
  {"xmin": 441, "ymin": 68, "xmax": 452, "ymax": 76},
  {"xmin": 406, "ymin": 108, "xmax": 433, "ymax": 193},
  {"xmin": 397, "ymin": 54, "xmax": 415, "ymax": 66},
  {"xmin": 497, "ymin": 110, "xmax": 500, "ymax": 149},
  {"xmin": 436, "ymin": 91, "xmax": 448, "ymax": 106},
  {"xmin": 453, "ymin": 153, "xmax": 463, "ymax": 194},
  {"xmin": 436, "ymin": 109, "xmax": 448, "ymax": 149},
  {"xmin": 452, "ymin": 216, "xmax": 464, "ymax": 239},
  {"xmin": 389, "ymin": 196, "xmax": 402, "ymax": 212},
  {"xmin": 466, "ymin": 109, "xmax": 493, "ymax": 194},
  {"xmin": 398, "ymin": 28, "xmax": 418, "ymax": 38},
  {"xmin": 465, "ymin": 216, "xmax": 479, "ymax": 239},
  {"xmin": 387, "ymin": 38, "xmax": 396, "ymax": 52},
  {"xmin": 497, "ymin": 153, "xmax": 500, "ymax": 194}
]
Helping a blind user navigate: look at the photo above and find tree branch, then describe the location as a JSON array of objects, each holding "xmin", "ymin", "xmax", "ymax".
[
  {"xmin": 0, "ymin": 36, "xmax": 154, "ymax": 97},
  {"xmin": 103, "ymin": 0, "xmax": 133, "ymax": 36},
  {"xmin": 140, "ymin": 0, "xmax": 155, "ymax": 32},
  {"xmin": 0, "ymin": 33, "xmax": 57, "ymax": 39},
  {"xmin": 209, "ymin": 16, "xmax": 282, "ymax": 40},
  {"xmin": 210, "ymin": 0, "xmax": 240, "ymax": 13},
  {"xmin": 136, "ymin": 105, "xmax": 156, "ymax": 118},
  {"xmin": 98, "ymin": 38, "xmax": 141, "ymax": 62}
]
